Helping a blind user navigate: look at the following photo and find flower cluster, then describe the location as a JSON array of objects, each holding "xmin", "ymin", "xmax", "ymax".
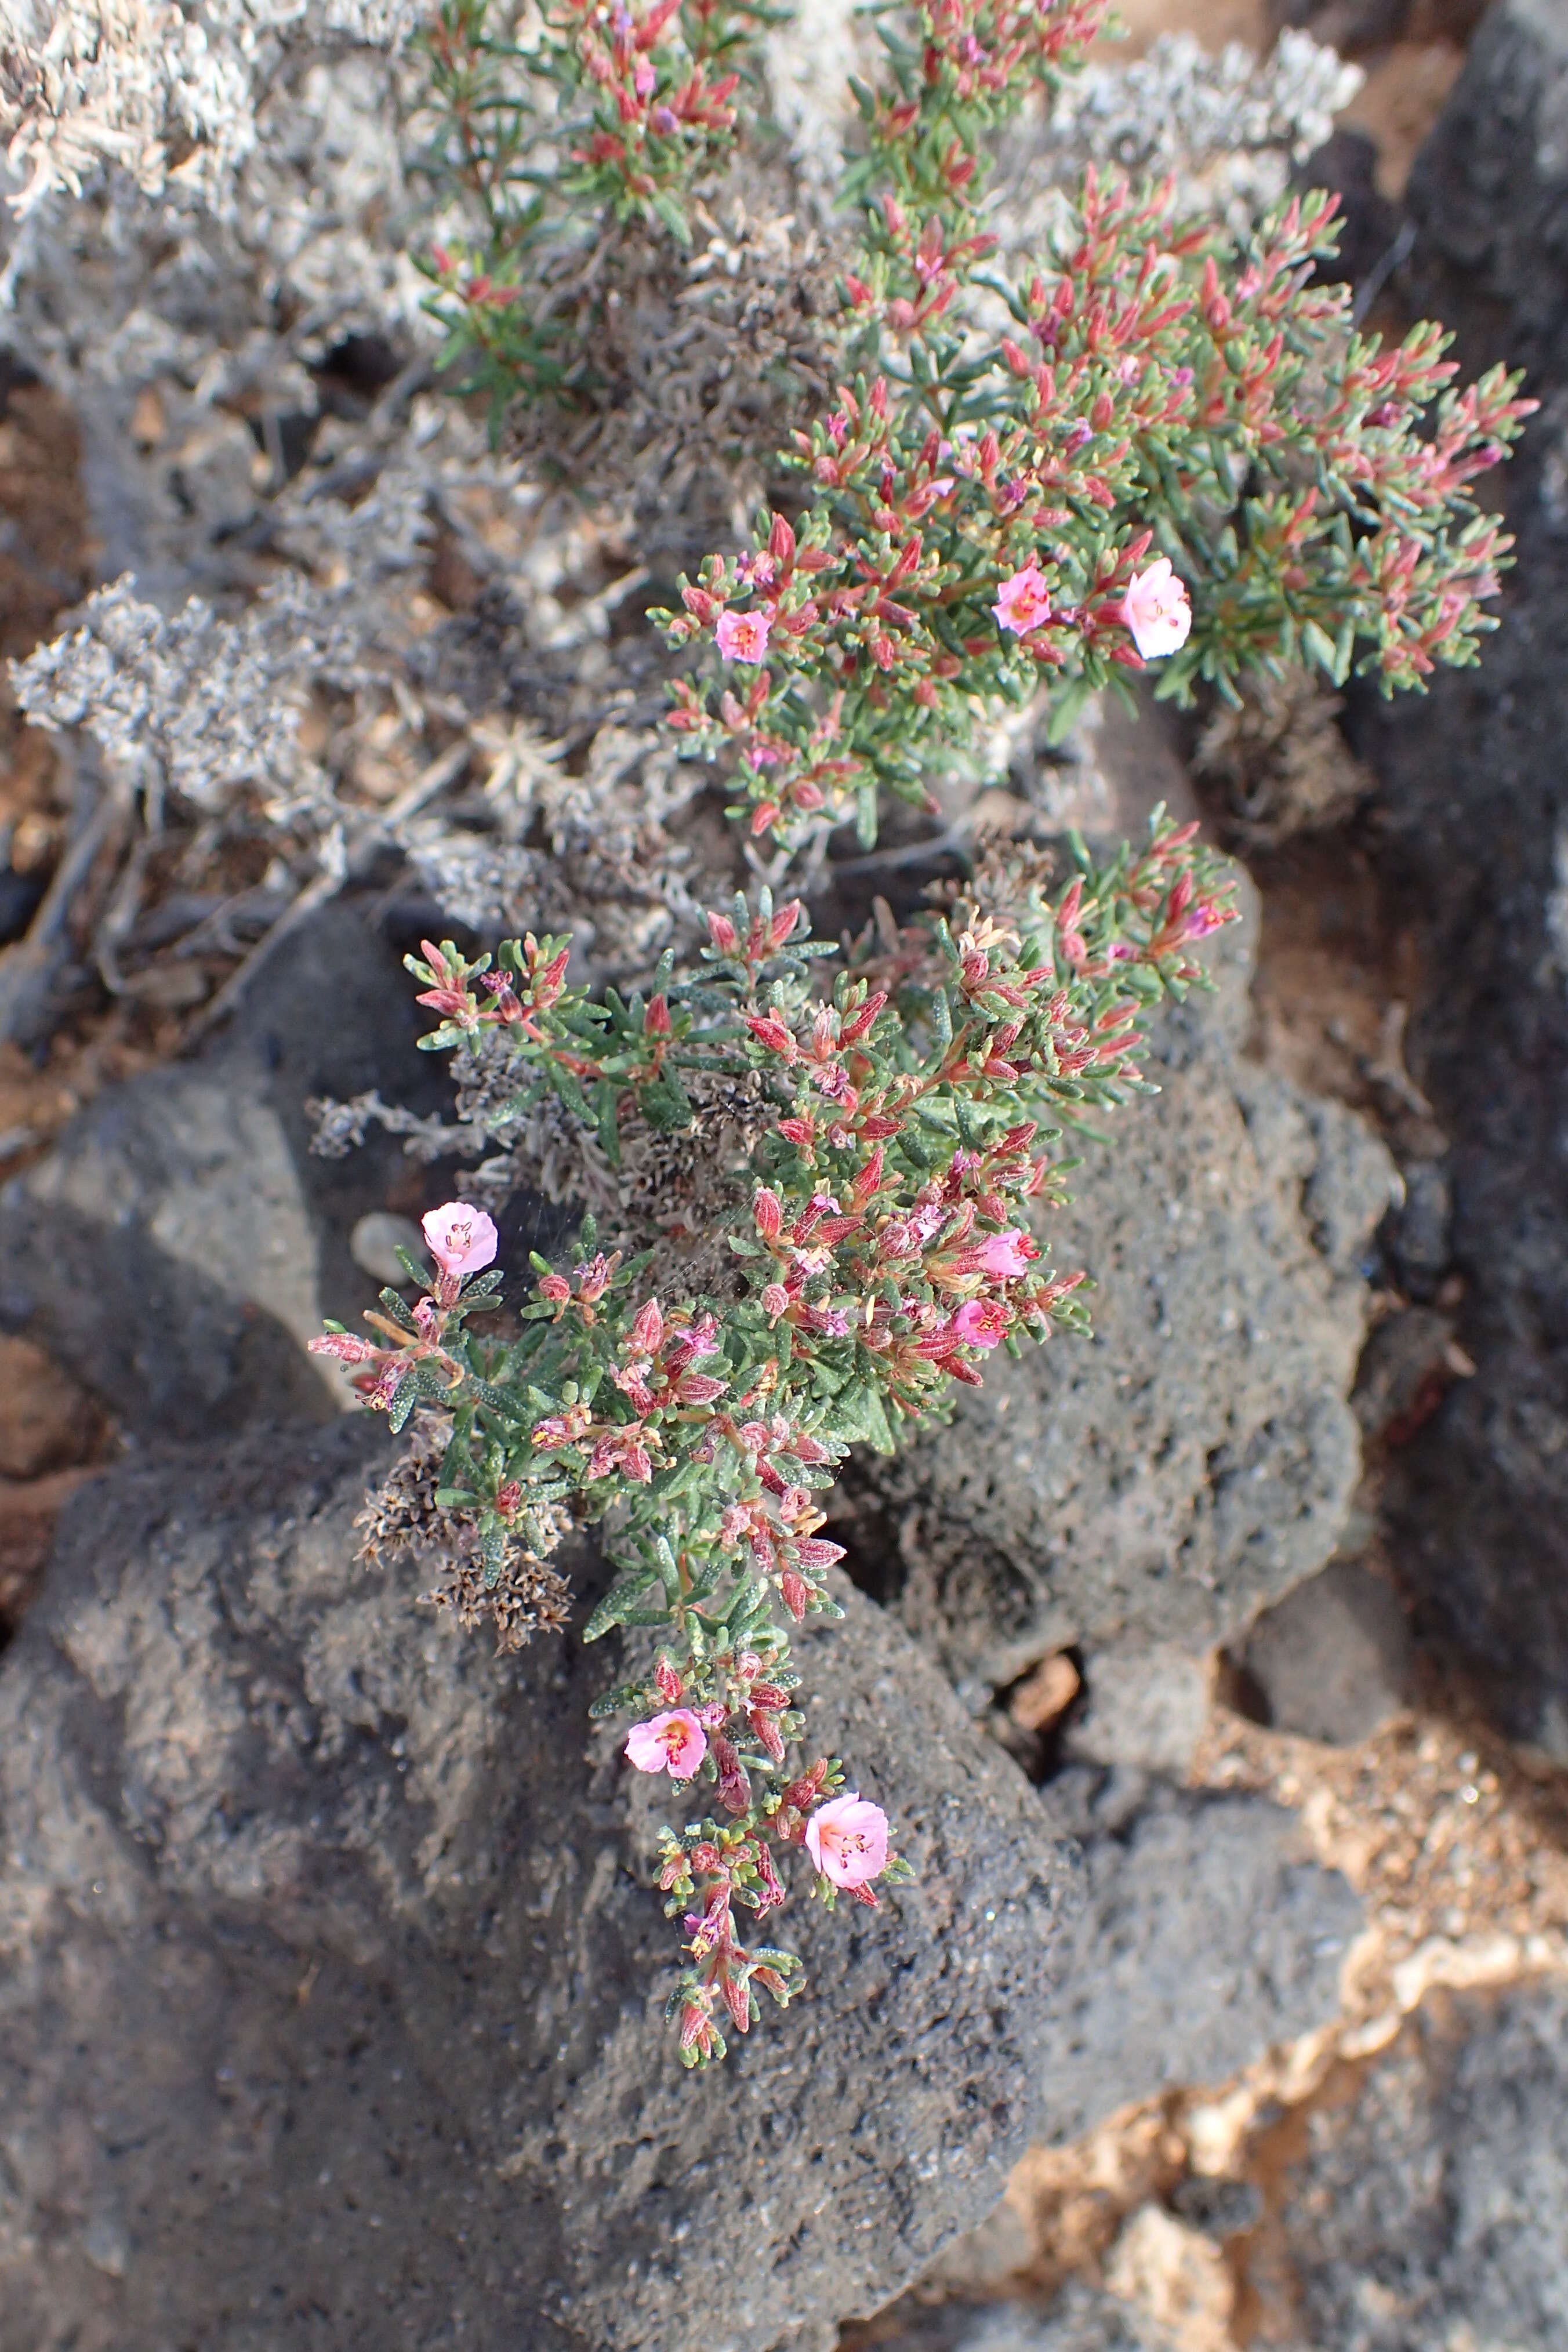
[
  {"xmin": 660, "ymin": 155, "xmax": 1533, "ymax": 845},
  {"xmin": 324, "ymin": 815, "xmax": 1239, "ymax": 2059},
  {"xmin": 352, "ymin": 0, "xmax": 1535, "ymax": 2066}
]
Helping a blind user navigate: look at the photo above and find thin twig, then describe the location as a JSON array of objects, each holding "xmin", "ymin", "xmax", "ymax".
[
  {"xmin": 1352, "ymin": 219, "xmax": 1417, "ymax": 328},
  {"xmin": 0, "ymin": 749, "xmax": 128, "ymax": 1044},
  {"xmin": 182, "ymin": 738, "xmax": 474, "ymax": 1047}
]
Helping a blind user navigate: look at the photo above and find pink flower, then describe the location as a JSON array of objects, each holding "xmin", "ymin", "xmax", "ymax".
[
  {"xmin": 625, "ymin": 1710, "xmax": 708, "ymax": 1777},
  {"xmin": 716, "ymin": 608, "xmax": 772, "ymax": 663},
  {"xmin": 1121, "ymin": 558, "xmax": 1192, "ymax": 659},
  {"xmin": 952, "ymin": 1297, "xmax": 1010, "ymax": 1349},
  {"xmin": 975, "ymin": 1228, "xmax": 1036, "ymax": 1279},
  {"xmin": 992, "ymin": 562, "xmax": 1051, "ymax": 636},
  {"xmin": 805, "ymin": 1793, "xmax": 889, "ymax": 1889},
  {"xmin": 421, "ymin": 1202, "xmax": 499, "ymax": 1277},
  {"xmin": 1179, "ymin": 900, "xmax": 1235, "ymax": 943}
]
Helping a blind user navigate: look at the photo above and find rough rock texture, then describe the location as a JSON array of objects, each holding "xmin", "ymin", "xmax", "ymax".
[
  {"xmin": 1266, "ymin": 0, "xmax": 1486, "ymax": 52},
  {"xmin": 854, "ymin": 2284, "xmax": 1179, "ymax": 2351},
  {"xmin": 836, "ymin": 896, "xmax": 1395, "ymax": 1703},
  {"xmin": 1037, "ymin": 1773, "xmax": 1362, "ymax": 2146},
  {"xmin": 1239, "ymin": 1977, "xmax": 1568, "ymax": 2350},
  {"xmin": 0, "ymin": 901, "xmax": 461, "ymax": 1443},
  {"xmin": 1059, "ymin": 1644, "xmax": 1211, "ymax": 1780},
  {"xmin": 1353, "ymin": 0, "xmax": 1568, "ymax": 1754},
  {"xmin": 0, "ymin": 1417, "xmax": 1080, "ymax": 2352},
  {"xmin": 1237, "ymin": 1558, "xmax": 1413, "ymax": 1746}
]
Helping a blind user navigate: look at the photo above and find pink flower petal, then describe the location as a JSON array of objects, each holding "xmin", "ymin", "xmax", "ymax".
[
  {"xmin": 420, "ymin": 1202, "xmax": 499, "ymax": 1276},
  {"xmin": 805, "ymin": 1793, "xmax": 890, "ymax": 1888}
]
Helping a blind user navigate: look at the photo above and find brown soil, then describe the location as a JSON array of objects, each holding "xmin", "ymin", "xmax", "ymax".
[
  {"xmin": 0, "ymin": 366, "xmax": 150, "ymax": 1179},
  {"xmin": 1104, "ymin": 0, "xmax": 1268, "ymax": 53},
  {"xmin": 1241, "ymin": 833, "xmax": 1449, "ymax": 1161},
  {"xmin": 0, "ymin": 1335, "xmax": 117, "ymax": 1639}
]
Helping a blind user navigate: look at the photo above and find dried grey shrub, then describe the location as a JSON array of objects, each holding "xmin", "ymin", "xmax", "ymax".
[
  {"xmin": 0, "ymin": 0, "xmax": 423, "ymax": 226},
  {"xmin": 1, "ymin": 2, "xmax": 1365, "ymax": 1051},
  {"xmin": 984, "ymin": 29, "xmax": 1363, "ymax": 270}
]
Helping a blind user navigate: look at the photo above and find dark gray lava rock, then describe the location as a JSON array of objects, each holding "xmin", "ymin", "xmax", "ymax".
[
  {"xmin": 0, "ymin": 902, "xmax": 464, "ymax": 1444},
  {"xmin": 1238, "ymin": 1557, "xmax": 1414, "ymax": 1746},
  {"xmin": 838, "ymin": 897, "xmax": 1393, "ymax": 1701},
  {"xmin": 1349, "ymin": 0, "xmax": 1568, "ymax": 1754},
  {"xmin": 0, "ymin": 1417, "xmax": 1080, "ymax": 2352},
  {"xmin": 1059, "ymin": 1643, "xmax": 1211, "ymax": 1779},
  {"xmin": 853, "ymin": 2284, "xmax": 1178, "ymax": 2352},
  {"xmin": 1265, "ymin": 0, "xmax": 1486, "ymax": 54},
  {"xmin": 1242, "ymin": 1977, "xmax": 1568, "ymax": 2350},
  {"xmin": 1035, "ymin": 1775, "xmax": 1362, "ymax": 2145}
]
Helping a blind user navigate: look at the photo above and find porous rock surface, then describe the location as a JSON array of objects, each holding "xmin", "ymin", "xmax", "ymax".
[
  {"xmin": 1237, "ymin": 1557, "xmax": 1413, "ymax": 1747},
  {"xmin": 0, "ymin": 1417, "xmax": 1079, "ymax": 2352},
  {"xmin": 853, "ymin": 2282, "xmax": 1179, "ymax": 2351},
  {"xmin": 841, "ymin": 894, "xmax": 1394, "ymax": 1700},
  {"xmin": 1357, "ymin": 0, "xmax": 1568, "ymax": 1754},
  {"xmin": 1240, "ymin": 1976, "xmax": 1568, "ymax": 2350},
  {"xmin": 1037, "ymin": 1772, "xmax": 1362, "ymax": 2147},
  {"xmin": 0, "ymin": 902, "xmax": 460, "ymax": 1443}
]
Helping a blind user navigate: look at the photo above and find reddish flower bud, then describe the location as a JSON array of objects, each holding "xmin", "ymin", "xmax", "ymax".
[
  {"xmin": 713, "ymin": 1734, "xmax": 752, "ymax": 1815},
  {"xmin": 630, "ymin": 1298, "xmax": 665, "ymax": 1355},
  {"xmin": 838, "ymin": 989, "xmax": 887, "ymax": 1046},
  {"xmin": 745, "ymin": 1014, "xmax": 798, "ymax": 1061},
  {"xmin": 753, "ymin": 1187, "xmax": 784, "ymax": 1242}
]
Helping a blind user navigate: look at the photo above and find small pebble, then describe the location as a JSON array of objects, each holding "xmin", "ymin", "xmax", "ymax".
[{"xmin": 351, "ymin": 1212, "xmax": 431, "ymax": 1288}]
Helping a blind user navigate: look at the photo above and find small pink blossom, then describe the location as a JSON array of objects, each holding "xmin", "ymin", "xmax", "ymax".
[
  {"xmin": 1179, "ymin": 901, "xmax": 1235, "ymax": 943},
  {"xmin": 1121, "ymin": 558, "xmax": 1192, "ymax": 660},
  {"xmin": 625, "ymin": 1710, "xmax": 708, "ymax": 1777},
  {"xmin": 805, "ymin": 1794, "xmax": 889, "ymax": 1889},
  {"xmin": 992, "ymin": 562, "xmax": 1051, "ymax": 636},
  {"xmin": 975, "ymin": 1228, "xmax": 1036, "ymax": 1279},
  {"xmin": 716, "ymin": 608, "xmax": 772, "ymax": 663},
  {"xmin": 952, "ymin": 1297, "xmax": 1010, "ymax": 1349},
  {"xmin": 421, "ymin": 1202, "xmax": 499, "ymax": 1276}
]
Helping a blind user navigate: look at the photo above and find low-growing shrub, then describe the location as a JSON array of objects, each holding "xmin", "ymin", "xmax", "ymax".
[{"xmin": 315, "ymin": 0, "xmax": 1529, "ymax": 2061}]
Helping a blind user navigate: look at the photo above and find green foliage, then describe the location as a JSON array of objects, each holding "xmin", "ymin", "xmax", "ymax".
[
  {"xmin": 346, "ymin": 0, "xmax": 1537, "ymax": 2061},
  {"xmin": 414, "ymin": 0, "xmax": 781, "ymax": 419}
]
